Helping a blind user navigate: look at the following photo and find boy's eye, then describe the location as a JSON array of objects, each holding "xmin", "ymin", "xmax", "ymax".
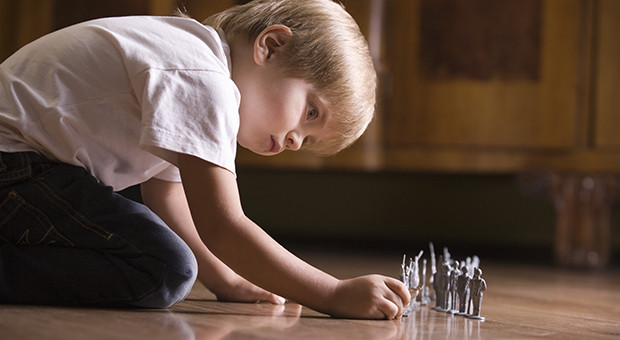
[
  {"xmin": 306, "ymin": 105, "xmax": 318, "ymax": 120},
  {"xmin": 302, "ymin": 136, "xmax": 316, "ymax": 147}
]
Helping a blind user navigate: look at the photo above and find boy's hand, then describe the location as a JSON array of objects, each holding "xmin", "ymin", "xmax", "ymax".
[
  {"xmin": 214, "ymin": 275, "xmax": 286, "ymax": 305},
  {"xmin": 328, "ymin": 275, "xmax": 411, "ymax": 319}
]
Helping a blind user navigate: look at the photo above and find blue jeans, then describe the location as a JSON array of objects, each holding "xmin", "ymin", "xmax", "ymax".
[{"xmin": 0, "ymin": 152, "xmax": 197, "ymax": 308}]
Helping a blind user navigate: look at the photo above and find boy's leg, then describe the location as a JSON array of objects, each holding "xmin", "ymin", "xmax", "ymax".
[{"xmin": 0, "ymin": 152, "xmax": 197, "ymax": 308}]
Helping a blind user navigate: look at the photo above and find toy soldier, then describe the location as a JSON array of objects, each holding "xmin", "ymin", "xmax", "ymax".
[
  {"xmin": 409, "ymin": 251, "xmax": 424, "ymax": 304},
  {"xmin": 456, "ymin": 264, "xmax": 471, "ymax": 315},
  {"xmin": 439, "ymin": 261, "xmax": 452, "ymax": 311},
  {"xmin": 432, "ymin": 255, "xmax": 445, "ymax": 311},
  {"xmin": 467, "ymin": 267, "xmax": 487, "ymax": 320},
  {"xmin": 420, "ymin": 258, "xmax": 430, "ymax": 305},
  {"xmin": 447, "ymin": 261, "xmax": 460, "ymax": 314},
  {"xmin": 429, "ymin": 242, "xmax": 436, "ymax": 301},
  {"xmin": 443, "ymin": 247, "xmax": 451, "ymax": 264},
  {"xmin": 401, "ymin": 251, "xmax": 425, "ymax": 315},
  {"xmin": 400, "ymin": 254, "xmax": 409, "ymax": 290}
]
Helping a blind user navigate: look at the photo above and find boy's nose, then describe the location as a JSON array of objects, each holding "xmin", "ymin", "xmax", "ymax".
[{"xmin": 285, "ymin": 132, "xmax": 302, "ymax": 151}]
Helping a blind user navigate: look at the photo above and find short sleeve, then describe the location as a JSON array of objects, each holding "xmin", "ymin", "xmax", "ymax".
[
  {"xmin": 152, "ymin": 163, "xmax": 181, "ymax": 182},
  {"xmin": 136, "ymin": 68, "xmax": 240, "ymax": 175}
]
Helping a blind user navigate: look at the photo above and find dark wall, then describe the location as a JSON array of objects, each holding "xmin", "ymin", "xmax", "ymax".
[{"xmin": 235, "ymin": 168, "xmax": 620, "ymax": 264}]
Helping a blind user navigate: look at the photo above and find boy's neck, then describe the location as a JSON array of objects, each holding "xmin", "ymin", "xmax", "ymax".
[{"xmin": 228, "ymin": 37, "xmax": 254, "ymax": 85}]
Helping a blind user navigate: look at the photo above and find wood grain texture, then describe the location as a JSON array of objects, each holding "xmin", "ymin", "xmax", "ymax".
[
  {"xmin": 1, "ymin": 252, "xmax": 619, "ymax": 339},
  {"xmin": 419, "ymin": 0, "xmax": 542, "ymax": 81}
]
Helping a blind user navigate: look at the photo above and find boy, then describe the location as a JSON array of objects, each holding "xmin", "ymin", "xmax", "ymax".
[{"xmin": 0, "ymin": 0, "xmax": 410, "ymax": 319}]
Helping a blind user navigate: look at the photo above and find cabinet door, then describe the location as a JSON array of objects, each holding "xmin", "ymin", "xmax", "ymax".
[
  {"xmin": 594, "ymin": 0, "xmax": 620, "ymax": 149},
  {"xmin": 384, "ymin": 0, "xmax": 583, "ymax": 154}
]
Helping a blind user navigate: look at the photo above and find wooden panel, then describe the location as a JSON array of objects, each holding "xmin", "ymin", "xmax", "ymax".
[
  {"xmin": 594, "ymin": 0, "xmax": 620, "ymax": 148},
  {"xmin": 384, "ymin": 148, "xmax": 620, "ymax": 174},
  {"xmin": 385, "ymin": 0, "xmax": 582, "ymax": 150},
  {"xmin": 0, "ymin": 0, "xmax": 54, "ymax": 61},
  {"xmin": 0, "ymin": 1, "xmax": 20, "ymax": 61},
  {"xmin": 175, "ymin": 0, "xmax": 239, "ymax": 19},
  {"xmin": 148, "ymin": 0, "xmax": 178, "ymax": 16},
  {"xmin": 419, "ymin": 0, "xmax": 541, "ymax": 81},
  {"xmin": 53, "ymin": 0, "xmax": 149, "ymax": 30}
]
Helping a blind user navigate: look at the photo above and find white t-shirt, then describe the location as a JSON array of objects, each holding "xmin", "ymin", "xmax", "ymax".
[{"xmin": 0, "ymin": 16, "xmax": 240, "ymax": 191}]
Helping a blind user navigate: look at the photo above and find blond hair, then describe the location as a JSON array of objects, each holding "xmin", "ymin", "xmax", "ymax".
[{"xmin": 203, "ymin": 0, "xmax": 376, "ymax": 156}]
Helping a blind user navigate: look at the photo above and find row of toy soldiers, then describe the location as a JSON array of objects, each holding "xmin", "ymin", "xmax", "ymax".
[
  {"xmin": 399, "ymin": 250, "xmax": 426, "ymax": 314},
  {"xmin": 431, "ymin": 255, "xmax": 487, "ymax": 320},
  {"xmin": 400, "ymin": 244, "xmax": 487, "ymax": 320}
]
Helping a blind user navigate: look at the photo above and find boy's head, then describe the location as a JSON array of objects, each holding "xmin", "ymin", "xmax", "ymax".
[{"xmin": 204, "ymin": 0, "xmax": 376, "ymax": 156}]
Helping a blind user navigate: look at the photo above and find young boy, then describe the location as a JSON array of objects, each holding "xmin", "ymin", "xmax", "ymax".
[{"xmin": 0, "ymin": 0, "xmax": 410, "ymax": 319}]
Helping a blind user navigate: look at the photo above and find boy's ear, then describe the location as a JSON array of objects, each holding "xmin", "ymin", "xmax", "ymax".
[{"xmin": 254, "ymin": 25, "xmax": 292, "ymax": 66}]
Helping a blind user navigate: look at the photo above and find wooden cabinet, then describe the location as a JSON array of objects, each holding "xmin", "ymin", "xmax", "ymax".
[
  {"xmin": 384, "ymin": 0, "xmax": 576, "ymax": 170},
  {"xmin": 229, "ymin": 0, "xmax": 620, "ymax": 267},
  {"xmin": 182, "ymin": 0, "xmax": 619, "ymax": 176},
  {"xmin": 378, "ymin": 0, "xmax": 619, "ymax": 268},
  {"xmin": 2, "ymin": 1, "xmax": 617, "ymax": 173},
  {"xmin": 381, "ymin": 0, "xmax": 620, "ymax": 174},
  {"xmin": 1, "ymin": 0, "xmax": 617, "ymax": 267}
]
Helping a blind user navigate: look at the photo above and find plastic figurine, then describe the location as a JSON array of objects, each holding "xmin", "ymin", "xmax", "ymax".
[
  {"xmin": 467, "ymin": 268, "xmax": 486, "ymax": 321},
  {"xmin": 400, "ymin": 254, "xmax": 408, "ymax": 288},
  {"xmin": 443, "ymin": 247, "xmax": 452, "ymax": 265},
  {"xmin": 433, "ymin": 260, "xmax": 452, "ymax": 312},
  {"xmin": 465, "ymin": 256, "xmax": 472, "ymax": 274},
  {"xmin": 419, "ymin": 258, "xmax": 431, "ymax": 305},
  {"xmin": 409, "ymin": 251, "xmax": 424, "ymax": 300},
  {"xmin": 472, "ymin": 255, "xmax": 480, "ymax": 270},
  {"xmin": 401, "ymin": 251, "xmax": 425, "ymax": 314},
  {"xmin": 447, "ymin": 261, "xmax": 460, "ymax": 314},
  {"xmin": 399, "ymin": 244, "xmax": 487, "ymax": 321},
  {"xmin": 456, "ymin": 264, "xmax": 471, "ymax": 316},
  {"xmin": 431, "ymin": 255, "xmax": 445, "ymax": 311},
  {"xmin": 429, "ymin": 242, "xmax": 437, "ymax": 302}
]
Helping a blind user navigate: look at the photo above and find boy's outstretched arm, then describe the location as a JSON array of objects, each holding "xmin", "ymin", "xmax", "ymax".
[
  {"xmin": 177, "ymin": 153, "xmax": 411, "ymax": 319},
  {"xmin": 140, "ymin": 177, "xmax": 284, "ymax": 304}
]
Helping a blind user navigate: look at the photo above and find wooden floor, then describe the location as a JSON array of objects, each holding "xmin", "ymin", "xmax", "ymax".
[{"xmin": 1, "ymin": 251, "xmax": 620, "ymax": 340}]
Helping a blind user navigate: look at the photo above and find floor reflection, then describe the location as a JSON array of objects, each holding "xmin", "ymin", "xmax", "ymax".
[
  {"xmin": 176, "ymin": 302, "xmax": 301, "ymax": 340},
  {"xmin": 398, "ymin": 305, "xmax": 484, "ymax": 340},
  {"xmin": 164, "ymin": 299, "xmax": 486, "ymax": 340},
  {"xmin": 170, "ymin": 300, "xmax": 402, "ymax": 340}
]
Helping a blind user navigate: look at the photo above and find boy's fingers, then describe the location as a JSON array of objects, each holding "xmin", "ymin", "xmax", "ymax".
[
  {"xmin": 268, "ymin": 294, "xmax": 286, "ymax": 304},
  {"xmin": 381, "ymin": 284, "xmax": 405, "ymax": 319},
  {"xmin": 385, "ymin": 277, "xmax": 411, "ymax": 305},
  {"xmin": 377, "ymin": 297, "xmax": 401, "ymax": 320}
]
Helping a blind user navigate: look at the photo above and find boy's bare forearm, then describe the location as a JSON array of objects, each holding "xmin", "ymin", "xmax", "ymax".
[
  {"xmin": 143, "ymin": 157, "xmax": 409, "ymax": 319},
  {"xmin": 177, "ymin": 154, "xmax": 339, "ymax": 312},
  {"xmin": 209, "ymin": 210, "xmax": 338, "ymax": 309},
  {"xmin": 140, "ymin": 178, "xmax": 246, "ymax": 291}
]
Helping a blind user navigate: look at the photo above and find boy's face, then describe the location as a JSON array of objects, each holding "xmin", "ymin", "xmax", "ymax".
[
  {"xmin": 230, "ymin": 25, "xmax": 334, "ymax": 156},
  {"xmin": 236, "ymin": 74, "xmax": 331, "ymax": 156}
]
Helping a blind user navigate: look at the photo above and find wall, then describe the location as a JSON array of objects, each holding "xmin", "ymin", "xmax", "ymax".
[{"xmin": 236, "ymin": 168, "xmax": 620, "ymax": 264}]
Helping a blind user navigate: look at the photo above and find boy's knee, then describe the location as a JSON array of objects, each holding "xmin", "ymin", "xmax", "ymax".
[
  {"xmin": 135, "ymin": 243, "xmax": 198, "ymax": 309},
  {"xmin": 157, "ymin": 254, "xmax": 198, "ymax": 308}
]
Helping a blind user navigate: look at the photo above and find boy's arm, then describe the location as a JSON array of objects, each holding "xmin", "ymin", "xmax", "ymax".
[
  {"xmin": 177, "ymin": 153, "xmax": 411, "ymax": 319},
  {"xmin": 140, "ymin": 177, "xmax": 284, "ymax": 304}
]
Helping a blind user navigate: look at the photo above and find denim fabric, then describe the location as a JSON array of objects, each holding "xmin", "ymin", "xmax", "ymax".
[{"xmin": 0, "ymin": 152, "xmax": 197, "ymax": 308}]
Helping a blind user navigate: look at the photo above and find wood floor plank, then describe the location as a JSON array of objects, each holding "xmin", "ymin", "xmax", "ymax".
[{"xmin": 1, "ymin": 252, "xmax": 619, "ymax": 339}]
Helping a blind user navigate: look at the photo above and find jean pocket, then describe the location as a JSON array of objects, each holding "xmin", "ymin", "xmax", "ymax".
[{"xmin": 0, "ymin": 190, "xmax": 74, "ymax": 246}]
